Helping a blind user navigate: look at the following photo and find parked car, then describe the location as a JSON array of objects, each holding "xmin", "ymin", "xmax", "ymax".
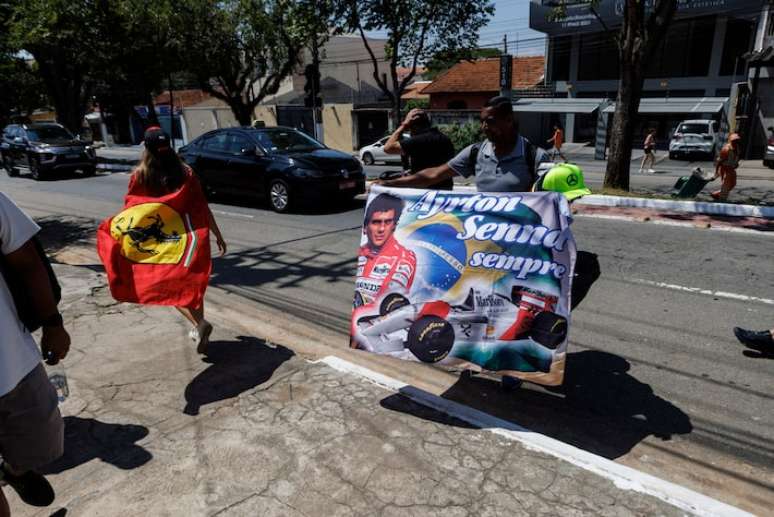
[
  {"xmin": 668, "ymin": 119, "xmax": 719, "ymax": 160},
  {"xmin": 178, "ymin": 126, "xmax": 364, "ymax": 212},
  {"xmin": 764, "ymin": 132, "xmax": 774, "ymax": 169},
  {"xmin": 358, "ymin": 134, "xmax": 408, "ymax": 165},
  {"xmin": 1, "ymin": 122, "xmax": 97, "ymax": 180}
]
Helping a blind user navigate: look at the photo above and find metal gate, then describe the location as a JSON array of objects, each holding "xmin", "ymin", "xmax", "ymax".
[{"xmin": 276, "ymin": 106, "xmax": 314, "ymax": 137}]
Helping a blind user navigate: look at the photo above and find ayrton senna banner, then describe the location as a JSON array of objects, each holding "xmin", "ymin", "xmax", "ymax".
[{"xmin": 351, "ymin": 186, "xmax": 577, "ymax": 386}]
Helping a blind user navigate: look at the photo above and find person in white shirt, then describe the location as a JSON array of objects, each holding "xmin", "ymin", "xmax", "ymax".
[{"xmin": 0, "ymin": 192, "xmax": 70, "ymax": 516}]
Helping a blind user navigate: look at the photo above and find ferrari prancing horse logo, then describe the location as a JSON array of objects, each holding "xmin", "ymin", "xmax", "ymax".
[{"xmin": 110, "ymin": 203, "xmax": 190, "ymax": 264}]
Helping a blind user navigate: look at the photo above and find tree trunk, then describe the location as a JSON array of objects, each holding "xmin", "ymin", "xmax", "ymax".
[
  {"xmin": 604, "ymin": 60, "xmax": 644, "ymax": 190},
  {"xmin": 230, "ymin": 100, "xmax": 253, "ymax": 127},
  {"xmin": 145, "ymin": 91, "xmax": 159, "ymax": 127}
]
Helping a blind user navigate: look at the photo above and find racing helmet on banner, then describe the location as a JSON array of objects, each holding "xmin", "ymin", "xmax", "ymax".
[{"xmin": 533, "ymin": 163, "xmax": 591, "ymax": 201}]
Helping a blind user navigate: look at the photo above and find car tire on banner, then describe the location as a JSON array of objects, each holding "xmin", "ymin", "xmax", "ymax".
[
  {"xmin": 529, "ymin": 312, "xmax": 568, "ymax": 349},
  {"xmin": 407, "ymin": 316, "xmax": 454, "ymax": 363},
  {"xmin": 379, "ymin": 293, "xmax": 409, "ymax": 315}
]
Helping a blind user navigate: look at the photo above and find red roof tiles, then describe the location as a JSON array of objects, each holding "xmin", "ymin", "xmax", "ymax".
[{"xmin": 422, "ymin": 56, "xmax": 545, "ymax": 94}]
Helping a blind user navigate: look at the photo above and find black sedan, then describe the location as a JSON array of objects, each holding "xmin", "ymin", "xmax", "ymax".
[
  {"xmin": 1, "ymin": 123, "xmax": 97, "ymax": 180},
  {"xmin": 178, "ymin": 127, "xmax": 365, "ymax": 212}
]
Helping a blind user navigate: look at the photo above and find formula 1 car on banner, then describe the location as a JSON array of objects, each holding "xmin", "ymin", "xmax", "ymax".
[{"xmin": 353, "ymin": 286, "xmax": 568, "ymax": 366}]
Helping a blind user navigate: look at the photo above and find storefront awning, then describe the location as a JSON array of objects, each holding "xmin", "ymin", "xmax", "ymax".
[
  {"xmin": 602, "ymin": 97, "xmax": 728, "ymax": 114},
  {"xmin": 511, "ymin": 98, "xmax": 605, "ymax": 114}
]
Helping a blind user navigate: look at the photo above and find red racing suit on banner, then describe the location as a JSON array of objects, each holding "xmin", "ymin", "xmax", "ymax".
[{"xmin": 354, "ymin": 235, "xmax": 416, "ymax": 309}]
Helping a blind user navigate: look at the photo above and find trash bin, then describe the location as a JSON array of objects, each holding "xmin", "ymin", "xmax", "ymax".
[{"xmin": 672, "ymin": 167, "xmax": 713, "ymax": 198}]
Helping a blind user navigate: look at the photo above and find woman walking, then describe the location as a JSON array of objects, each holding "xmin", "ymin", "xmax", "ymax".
[
  {"xmin": 98, "ymin": 127, "xmax": 226, "ymax": 355},
  {"xmin": 639, "ymin": 128, "xmax": 657, "ymax": 174}
]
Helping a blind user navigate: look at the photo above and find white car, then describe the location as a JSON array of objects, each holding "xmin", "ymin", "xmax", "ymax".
[
  {"xmin": 669, "ymin": 119, "xmax": 719, "ymax": 160},
  {"xmin": 358, "ymin": 134, "xmax": 408, "ymax": 165},
  {"xmin": 764, "ymin": 133, "xmax": 774, "ymax": 169}
]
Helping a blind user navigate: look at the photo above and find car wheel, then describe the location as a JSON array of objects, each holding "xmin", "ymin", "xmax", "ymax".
[
  {"xmin": 29, "ymin": 157, "xmax": 45, "ymax": 180},
  {"xmin": 379, "ymin": 293, "xmax": 409, "ymax": 315},
  {"xmin": 766, "ymin": 160, "xmax": 774, "ymax": 170},
  {"xmin": 268, "ymin": 178, "xmax": 292, "ymax": 212},
  {"xmin": 669, "ymin": 152, "xmax": 676, "ymax": 160},
  {"xmin": 81, "ymin": 166, "xmax": 96, "ymax": 177},
  {"xmin": 407, "ymin": 315, "xmax": 454, "ymax": 363},
  {"xmin": 362, "ymin": 152, "xmax": 374, "ymax": 165},
  {"xmin": 2, "ymin": 155, "xmax": 18, "ymax": 177}
]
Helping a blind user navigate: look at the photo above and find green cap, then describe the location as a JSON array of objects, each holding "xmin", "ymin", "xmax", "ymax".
[{"xmin": 537, "ymin": 164, "xmax": 591, "ymax": 201}]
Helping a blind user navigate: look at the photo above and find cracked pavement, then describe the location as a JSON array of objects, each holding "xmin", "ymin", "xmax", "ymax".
[{"xmin": 9, "ymin": 264, "xmax": 686, "ymax": 516}]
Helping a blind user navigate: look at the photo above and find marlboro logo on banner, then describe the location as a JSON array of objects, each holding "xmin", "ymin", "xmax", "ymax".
[{"xmin": 351, "ymin": 186, "xmax": 577, "ymax": 386}]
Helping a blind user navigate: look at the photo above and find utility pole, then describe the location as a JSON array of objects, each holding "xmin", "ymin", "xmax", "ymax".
[
  {"xmin": 311, "ymin": 39, "xmax": 322, "ymax": 142},
  {"xmin": 503, "ymin": 34, "xmax": 508, "ymax": 54}
]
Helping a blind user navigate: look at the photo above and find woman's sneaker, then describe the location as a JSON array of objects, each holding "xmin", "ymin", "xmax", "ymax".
[{"xmin": 0, "ymin": 464, "xmax": 55, "ymax": 507}]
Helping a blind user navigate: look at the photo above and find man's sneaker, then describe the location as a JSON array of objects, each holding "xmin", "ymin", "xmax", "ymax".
[
  {"xmin": 733, "ymin": 327, "xmax": 774, "ymax": 354},
  {"xmin": 0, "ymin": 465, "xmax": 55, "ymax": 507},
  {"xmin": 195, "ymin": 320, "xmax": 213, "ymax": 355}
]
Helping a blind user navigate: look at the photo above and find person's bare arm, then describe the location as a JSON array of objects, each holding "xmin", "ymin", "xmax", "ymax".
[
  {"xmin": 384, "ymin": 109, "xmax": 422, "ymax": 154},
  {"xmin": 207, "ymin": 207, "xmax": 227, "ymax": 256},
  {"xmin": 376, "ymin": 163, "xmax": 455, "ymax": 188},
  {"xmin": 5, "ymin": 240, "xmax": 70, "ymax": 364}
]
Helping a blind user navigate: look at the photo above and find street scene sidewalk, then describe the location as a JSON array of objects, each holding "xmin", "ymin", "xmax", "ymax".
[{"xmin": 7, "ymin": 260, "xmax": 702, "ymax": 517}]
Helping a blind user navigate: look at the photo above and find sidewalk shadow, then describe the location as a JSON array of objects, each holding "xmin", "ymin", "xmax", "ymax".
[
  {"xmin": 35, "ymin": 215, "xmax": 96, "ymax": 255},
  {"xmin": 383, "ymin": 350, "xmax": 692, "ymax": 460},
  {"xmin": 183, "ymin": 336, "xmax": 294, "ymax": 416},
  {"xmin": 41, "ymin": 417, "xmax": 152, "ymax": 474}
]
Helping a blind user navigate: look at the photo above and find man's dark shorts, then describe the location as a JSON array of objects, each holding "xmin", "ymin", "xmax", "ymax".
[{"xmin": 0, "ymin": 364, "xmax": 63, "ymax": 471}]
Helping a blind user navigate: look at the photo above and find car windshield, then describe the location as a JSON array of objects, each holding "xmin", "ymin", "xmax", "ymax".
[
  {"xmin": 677, "ymin": 123, "xmax": 710, "ymax": 135},
  {"xmin": 254, "ymin": 129, "xmax": 324, "ymax": 153},
  {"xmin": 26, "ymin": 125, "xmax": 74, "ymax": 142}
]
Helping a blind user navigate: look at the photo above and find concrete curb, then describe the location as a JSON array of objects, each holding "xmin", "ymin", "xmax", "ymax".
[{"xmin": 428, "ymin": 184, "xmax": 774, "ymax": 219}]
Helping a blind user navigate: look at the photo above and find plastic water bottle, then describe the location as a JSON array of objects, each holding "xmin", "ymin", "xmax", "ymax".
[{"xmin": 47, "ymin": 363, "xmax": 69, "ymax": 404}]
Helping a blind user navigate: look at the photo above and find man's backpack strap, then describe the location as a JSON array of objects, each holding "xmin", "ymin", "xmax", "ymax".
[
  {"xmin": 469, "ymin": 143, "xmax": 481, "ymax": 167},
  {"xmin": 523, "ymin": 137, "xmax": 537, "ymax": 184}
]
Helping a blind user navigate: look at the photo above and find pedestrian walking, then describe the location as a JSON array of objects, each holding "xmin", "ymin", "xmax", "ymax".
[
  {"xmin": 0, "ymin": 192, "xmax": 70, "ymax": 516},
  {"xmin": 734, "ymin": 326, "xmax": 774, "ymax": 356},
  {"xmin": 546, "ymin": 124, "xmax": 567, "ymax": 162},
  {"xmin": 711, "ymin": 133, "xmax": 741, "ymax": 202},
  {"xmin": 639, "ymin": 128, "xmax": 657, "ymax": 174},
  {"xmin": 376, "ymin": 96, "xmax": 548, "ymax": 192},
  {"xmin": 97, "ymin": 127, "xmax": 227, "ymax": 355},
  {"xmin": 383, "ymin": 109, "xmax": 456, "ymax": 190}
]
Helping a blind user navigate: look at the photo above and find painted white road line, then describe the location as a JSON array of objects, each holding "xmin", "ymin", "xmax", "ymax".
[
  {"xmin": 631, "ymin": 279, "xmax": 774, "ymax": 306},
  {"xmin": 317, "ymin": 355, "xmax": 751, "ymax": 517},
  {"xmin": 574, "ymin": 213, "xmax": 774, "ymax": 236},
  {"xmin": 212, "ymin": 209, "xmax": 254, "ymax": 220}
]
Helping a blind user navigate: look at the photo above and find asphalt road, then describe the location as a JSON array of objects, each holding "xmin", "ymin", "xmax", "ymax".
[{"xmin": 1, "ymin": 170, "xmax": 772, "ymax": 512}]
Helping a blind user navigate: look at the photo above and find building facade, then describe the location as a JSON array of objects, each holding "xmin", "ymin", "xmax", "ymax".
[{"xmin": 529, "ymin": 0, "xmax": 768, "ymax": 150}]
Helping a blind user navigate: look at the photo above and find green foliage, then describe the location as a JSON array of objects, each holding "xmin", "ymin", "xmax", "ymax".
[
  {"xmin": 0, "ymin": 57, "xmax": 49, "ymax": 126},
  {"xmin": 179, "ymin": 0, "xmax": 317, "ymax": 125},
  {"xmin": 424, "ymin": 47, "xmax": 501, "ymax": 81},
  {"xmin": 404, "ymin": 98, "xmax": 429, "ymax": 111},
  {"xmin": 438, "ymin": 121, "xmax": 483, "ymax": 153},
  {"xmin": 344, "ymin": 0, "xmax": 494, "ymax": 121}
]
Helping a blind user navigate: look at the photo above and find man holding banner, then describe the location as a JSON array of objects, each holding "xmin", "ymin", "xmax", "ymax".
[{"xmin": 375, "ymin": 96, "xmax": 548, "ymax": 193}]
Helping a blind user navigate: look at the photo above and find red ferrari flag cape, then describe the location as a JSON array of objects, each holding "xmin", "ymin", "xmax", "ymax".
[{"xmin": 97, "ymin": 172, "xmax": 211, "ymax": 308}]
